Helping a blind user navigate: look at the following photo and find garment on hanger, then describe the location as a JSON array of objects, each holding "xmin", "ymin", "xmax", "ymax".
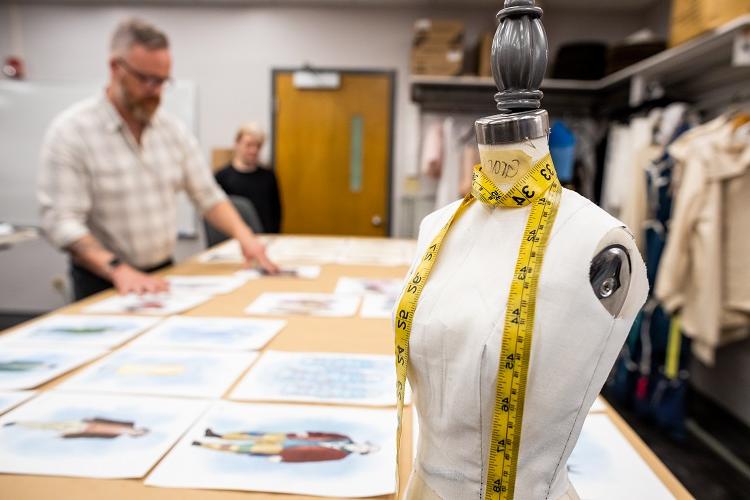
[
  {"xmin": 435, "ymin": 117, "xmax": 474, "ymax": 209},
  {"xmin": 655, "ymin": 115, "xmax": 750, "ymax": 365},
  {"xmin": 601, "ymin": 110, "xmax": 661, "ymax": 220},
  {"xmin": 458, "ymin": 141, "xmax": 480, "ymax": 197},
  {"xmin": 601, "ymin": 124, "xmax": 632, "ymax": 215},
  {"xmin": 420, "ymin": 116, "xmax": 476, "ymax": 209},
  {"xmin": 550, "ymin": 121, "xmax": 576, "ymax": 183},
  {"xmin": 420, "ymin": 118, "xmax": 444, "ymax": 179},
  {"xmin": 567, "ymin": 118, "xmax": 603, "ymax": 200},
  {"xmin": 620, "ymin": 144, "xmax": 661, "ymax": 252}
]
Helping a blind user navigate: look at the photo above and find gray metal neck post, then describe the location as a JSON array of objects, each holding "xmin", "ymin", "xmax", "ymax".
[{"xmin": 475, "ymin": 0, "xmax": 550, "ymax": 146}]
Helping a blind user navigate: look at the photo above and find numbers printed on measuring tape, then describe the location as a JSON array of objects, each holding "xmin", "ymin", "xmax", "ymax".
[
  {"xmin": 493, "ymin": 479, "xmax": 504, "ymax": 493},
  {"xmin": 510, "ymin": 308, "xmax": 521, "ymax": 324},
  {"xmin": 501, "ymin": 397, "xmax": 511, "ymax": 412},
  {"xmin": 540, "ymin": 164, "xmax": 552, "ymax": 180},
  {"xmin": 396, "ymin": 309, "xmax": 410, "ymax": 330},
  {"xmin": 505, "ymin": 353, "xmax": 517, "ymax": 369}
]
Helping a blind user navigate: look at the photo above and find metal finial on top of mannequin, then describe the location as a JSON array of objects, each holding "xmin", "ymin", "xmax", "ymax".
[
  {"xmin": 475, "ymin": 0, "xmax": 550, "ymax": 145},
  {"xmin": 475, "ymin": 0, "xmax": 632, "ymax": 313}
]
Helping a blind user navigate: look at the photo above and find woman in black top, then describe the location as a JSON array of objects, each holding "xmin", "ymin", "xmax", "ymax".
[{"xmin": 215, "ymin": 123, "xmax": 282, "ymax": 233}]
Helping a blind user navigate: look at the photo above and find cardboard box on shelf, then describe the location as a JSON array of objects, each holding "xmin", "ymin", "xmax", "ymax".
[
  {"xmin": 670, "ymin": 0, "xmax": 750, "ymax": 46},
  {"xmin": 413, "ymin": 18, "xmax": 464, "ymax": 37},
  {"xmin": 413, "ymin": 18, "xmax": 465, "ymax": 47},
  {"xmin": 411, "ymin": 56, "xmax": 463, "ymax": 75},
  {"xmin": 412, "ymin": 42, "xmax": 462, "ymax": 56},
  {"xmin": 411, "ymin": 18, "xmax": 466, "ymax": 76},
  {"xmin": 478, "ymin": 32, "xmax": 494, "ymax": 77}
]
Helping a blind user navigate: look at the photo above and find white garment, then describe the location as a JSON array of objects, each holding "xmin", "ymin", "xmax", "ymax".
[
  {"xmin": 601, "ymin": 111, "xmax": 660, "ymax": 219},
  {"xmin": 655, "ymin": 116, "xmax": 750, "ymax": 364},
  {"xmin": 433, "ymin": 117, "xmax": 475, "ymax": 209},
  {"xmin": 600, "ymin": 123, "xmax": 632, "ymax": 215},
  {"xmin": 404, "ymin": 190, "xmax": 648, "ymax": 499}
]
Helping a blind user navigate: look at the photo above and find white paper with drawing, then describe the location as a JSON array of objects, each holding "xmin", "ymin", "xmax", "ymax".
[
  {"xmin": 589, "ymin": 396, "xmax": 607, "ymax": 413},
  {"xmin": 0, "ymin": 392, "xmax": 207, "ymax": 478},
  {"xmin": 58, "ymin": 348, "xmax": 257, "ymax": 398},
  {"xmin": 83, "ymin": 292, "xmax": 212, "ymax": 316},
  {"xmin": 166, "ymin": 275, "xmax": 249, "ymax": 295},
  {"xmin": 130, "ymin": 316, "xmax": 285, "ymax": 351},
  {"xmin": 145, "ymin": 402, "xmax": 396, "ymax": 497},
  {"xmin": 0, "ymin": 315, "xmax": 160, "ymax": 348},
  {"xmin": 334, "ymin": 277, "xmax": 403, "ymax": 296},
  {"xmin": 0, "ymin": 345, "xmax": 105, "ymax": 390},
  {"xmin": 198, "ymin": 239, "xmax": 244, "ymax": 264},
  {"xmin": 245, "ymin": 293, "xmax": 360, "ymax": 317},
  {"xmin": 235, "ymin": 265, "xmax": 321, "ymax": 280},
  {"xmin": 359, "ymin": 294, "xmax": 397, "ymax": 319},
  {"xmin": 198, "ymin": 236, "xmax": 273, "ymax": 264},
  {"xmin": 266, "ymin": 236, "xmax": 348, "ymax": 264},
  {"xmin": 334, "ymin": 278, "xmax": 401, "ymax": 319},
  {"xmin": 336, "ymin": 239, "xmax": 416, "ymax": 266},
  {"xmin": 230, "ymin": 351, "xmax": 406, "ymax": 406},
  {"xmin": 0, "ymin": 390, "xmax": 35, "ymax": 415},
  {"xmin": 568, "ymin": 413, "xmax": 674, "ymax": 500}
]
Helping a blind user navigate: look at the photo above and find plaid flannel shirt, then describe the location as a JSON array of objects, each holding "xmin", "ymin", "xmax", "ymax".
[{"xmin": 38, "ymin": 93, "xmax": 226, "ymax": 268}]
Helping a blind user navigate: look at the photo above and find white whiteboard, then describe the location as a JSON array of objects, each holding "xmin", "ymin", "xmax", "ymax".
[{"xmin": 0, "ymin": 80, "xmax": 199, "ymax": 235}]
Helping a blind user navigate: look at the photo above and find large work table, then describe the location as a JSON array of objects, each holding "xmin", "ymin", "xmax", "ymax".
[{"xmin": 0, "ymin": 236, "xmax": 692, "ymax": 500}]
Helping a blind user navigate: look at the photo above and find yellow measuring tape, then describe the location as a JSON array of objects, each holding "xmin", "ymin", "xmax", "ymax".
[{"xmin": 394, "ymin": 153, "xmax": 561, "ymax": 499}]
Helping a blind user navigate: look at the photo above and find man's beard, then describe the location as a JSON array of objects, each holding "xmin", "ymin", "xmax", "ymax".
[{"xmin": 118, "ymin": 85, "xmax": 160, "ymax": 124}]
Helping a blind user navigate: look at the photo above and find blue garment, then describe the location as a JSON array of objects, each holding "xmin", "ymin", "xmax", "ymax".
[{"xmin": 549, "ymin": 121, "xmax": 577, "ymax": 183}]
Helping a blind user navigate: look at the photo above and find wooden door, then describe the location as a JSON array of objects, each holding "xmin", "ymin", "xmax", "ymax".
[{"xmin": 273, "ymin": 71, "xmax": 393, "ymax": 236}]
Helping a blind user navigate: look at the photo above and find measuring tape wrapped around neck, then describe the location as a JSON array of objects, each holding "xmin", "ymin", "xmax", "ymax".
[{"xmin": 394, "ymin": 153, "xmax": 561, "ymax": 500}]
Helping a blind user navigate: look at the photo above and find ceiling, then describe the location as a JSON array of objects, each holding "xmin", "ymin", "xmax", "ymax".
[
  {"xmin": 541, "ymin": 0, "xmax": 658, "ymax": 10},
  {"xmin": 14, "ymin": 0, "xmax": 661, "ymax": 10}
]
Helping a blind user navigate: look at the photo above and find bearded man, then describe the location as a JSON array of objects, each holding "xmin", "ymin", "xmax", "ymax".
[{"xmin": 37, "ymin": 18, "xmax": 277, "ymax": 300}]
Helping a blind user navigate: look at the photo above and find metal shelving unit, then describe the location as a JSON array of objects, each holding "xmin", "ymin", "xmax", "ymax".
[{"xmin": 411, "ymin": 15, "xmax": 750, "ymax": 114}]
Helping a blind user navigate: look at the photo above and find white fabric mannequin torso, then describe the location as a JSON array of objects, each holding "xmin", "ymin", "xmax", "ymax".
[{"xmin": 403, "ymin": 140, "xmax": 648, "ymax": 499}]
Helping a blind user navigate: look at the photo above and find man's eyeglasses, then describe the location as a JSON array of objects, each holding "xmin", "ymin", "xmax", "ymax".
[{"xmin": 116, "ymin": 58, "xmax": 172, "ymax": 88}]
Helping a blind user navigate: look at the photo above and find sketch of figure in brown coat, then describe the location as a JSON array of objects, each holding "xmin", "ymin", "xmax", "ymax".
[{"xmin": 191, "ymin": 429, "xmax": 378, "ymax": 463}]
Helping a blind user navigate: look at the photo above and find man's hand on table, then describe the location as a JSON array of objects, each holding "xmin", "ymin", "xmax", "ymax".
[
  {"xmin": 110, "ymin": 264, "xmax": 169, "ymax": 295},
  {"xmin": 239, "ymin": 235, "xmax": 279, "ymax": 274}
]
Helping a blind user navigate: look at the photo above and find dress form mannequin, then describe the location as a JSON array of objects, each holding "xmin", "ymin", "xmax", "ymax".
[{"xmin": 402, "ymin": 1, "xmax": 648, "ymax": 498}]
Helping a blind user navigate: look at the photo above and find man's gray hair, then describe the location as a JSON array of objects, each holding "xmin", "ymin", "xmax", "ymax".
[{"xmin": 110, "ymin": 18, "xmax": 169, "ymax": 56}]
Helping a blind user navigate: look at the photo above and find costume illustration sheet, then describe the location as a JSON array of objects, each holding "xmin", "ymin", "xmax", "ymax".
[
  {"xmin": 0, "ymin": 392, "xmax": 207, "ymax": 478},
  {"xmin": 146, "ymin": 402, "xmax": 396, "ymax": 497}
]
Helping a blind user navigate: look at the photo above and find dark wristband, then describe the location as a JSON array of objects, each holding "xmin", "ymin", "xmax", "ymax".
[{"xmin": 107, "ymin": 256, "xmax": 123, "ymax": 273}]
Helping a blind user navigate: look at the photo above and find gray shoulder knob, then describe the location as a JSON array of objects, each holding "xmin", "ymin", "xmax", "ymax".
[{"xmin": 589, "ymin": 245, "xmax": 632, "ymax": 317}]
